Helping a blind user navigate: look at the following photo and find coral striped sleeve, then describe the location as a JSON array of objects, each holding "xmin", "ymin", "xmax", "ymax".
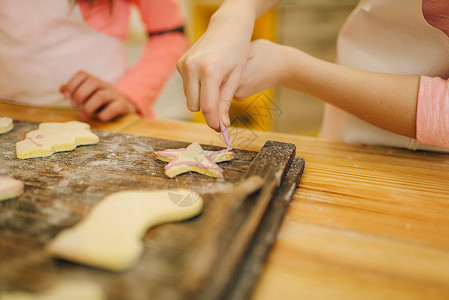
[{"xmin": 416, "ymin": 76, "xmax": 449, "ymax": 149}]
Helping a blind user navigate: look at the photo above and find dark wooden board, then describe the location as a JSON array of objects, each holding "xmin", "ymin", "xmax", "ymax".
[{"xmin": 0, "ymin": 120, "xmax": 304, "ymax": 300}]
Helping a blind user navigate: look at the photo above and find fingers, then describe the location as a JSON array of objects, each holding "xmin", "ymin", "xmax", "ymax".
[
  {"xmin": 60, "ymin": 71, "xmax": 136, "ymax": 122},
  {"xmin": 79, "ymin": 90, "xmax": 135, "ymax": 122},
  {"xmin": 96, "ymin": 99, "xmax": 135, "ymax": 122},
  {"xmin": 219, "ymin": 69, "xmax": 243, "ymax": 126},
  {"xmin": 200, "ymin": 69, "xmax": 223, "ymax": 131},
  {"xmin": 180, "ymin": 63, "xmax": 200, "ymax": 112},
  {"xmin": 178, "ymin": 54, "xmax": 224, "ymax": 131},
  {"xmin": 60, "ymin": 71, "xmax": 88, "ymax": 108},
  {"xmin": 60, "ymin": 71, "xmax": 107, "ymax": 108},
  {"xmin": 79, "ymin": 89, "xmax": 111, "ymax": 120},
  {"xmin": 177, "ymin": 38, "xmax": 204, "ymax": 113},
  {"xmin": 218, "ymin": 99, "xmax": 232, "ymax": 128}
]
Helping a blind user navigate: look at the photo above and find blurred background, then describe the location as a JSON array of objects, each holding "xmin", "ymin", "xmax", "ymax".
[{"xmin": 125, "ymin": 0, "xmax": 358, "ymax": 136}]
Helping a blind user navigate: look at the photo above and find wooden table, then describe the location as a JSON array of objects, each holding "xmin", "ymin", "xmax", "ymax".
[
  {"xmin": 0, "ymin": 102, "xmax": 141, "ymax": 132},
  {"xmin": 2, "ymin": 103, "xmax": 449, "ymax": 299}
]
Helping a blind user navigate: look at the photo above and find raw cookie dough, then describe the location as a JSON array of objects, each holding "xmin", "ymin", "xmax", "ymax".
[
  {"xmin": 1, "ymin": 281, "xmax": 105, "ymax": 300},
  {"xmin": 16, "ymin": 121, "xmax": 99, "ymax": 159},
  {"xmin": 46, "ymin": 189, "xmax": 203, "ymax": 272},
  {"xmin": 0, "ymin": 117, "xmax": 13, "ymax": 134},
  {"xmin": 0, "ymin": 176, "xmax": 24, "ymax": 201},
  {"xmin": 155, "ymin": 142, "xmax": 234, "ymax": 178}
]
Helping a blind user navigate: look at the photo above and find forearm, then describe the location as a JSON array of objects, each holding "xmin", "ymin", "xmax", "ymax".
[
  {"xmin": 217, "ymin": 0, "xmax": 281, "ymax": 18},
  {"xmin": 281, "ymin": 46, "xmax": 419, "ymax": 138},
  {"xmin": 208, "ymin": 0, "xmax": 281, "ymax": 40}
]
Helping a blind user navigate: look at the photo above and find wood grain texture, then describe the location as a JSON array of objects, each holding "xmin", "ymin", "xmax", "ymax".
[
  {"xmin": 182, "ymin": 141, "xmax": 300, "ymax": 300},
  {"xmin": 0, "ymin": 102, "xmax": 140, "ymax": 132},
  {"xmin": 0, "ymin": 121, "xmax": 303, "ymax": 300},
  {"xmin": 226, "ymin": 157, "xmax": 305, "ymax": 300},
  {"xmin": 125, "ymin": 118, "xmax": 449, "ymax": 300},
  {"xmin": 2, "ymin": 107, "xmax": 449, "ymax": 299}
]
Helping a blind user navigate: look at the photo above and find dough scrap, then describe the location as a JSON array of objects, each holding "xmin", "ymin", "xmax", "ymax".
[
  {"xmin": 46, "ymin": 189, "xmax": 203, "ymax": 272},
  {"xmin": 0, "ymin": 176, "xmax": 24, "ymax": 201},
  {"xmin": 16, "ymin": 121, "xmax": 99, "ymax": 159},
  {"xmin": 1, "ymin": 280, "xmax": 105, "ymax": 300},
  {"xmin": 0, "ymin": 117, "xmax": 14, "ymax": 134},
  {"xmin": 155, "ymin": 142, "xmax": 234, "ymax": 178}
]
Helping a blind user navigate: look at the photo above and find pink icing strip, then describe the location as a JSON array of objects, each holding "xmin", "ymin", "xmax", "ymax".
[
  {"xmin": 219, "ymin": 116, "xmax": 231, "ymax": 150},
  {"xmin": 157, "ymin": 147, "xmax": 223, "ymax": 173},
  {"xmin": 25, "ymin": 137, "xmax": 42, "ymax": 147},
  {"xmin": 156, "ymin": 148, "xmax": 186, "ymax": 158},
  {"xmin": 165, "ymin": 160, "xmax": 223, "ymax": 173},
  {"xmin": 206, "ymin": 149, "xmax": 232, "ymax": 159},
  {"xmin": 157, "ymin": 147, "xmax": 231, "ymax": 159},
  {"xmin": 36, "ymin": 134, "xmax": 44, "ymax": 139}
]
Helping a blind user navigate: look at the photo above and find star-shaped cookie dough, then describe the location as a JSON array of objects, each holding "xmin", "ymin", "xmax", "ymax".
[
  {"xmin": 16, "ymin": 121, "xmax": 99, "ymax": 159},
  {"xmin": 154, "ymin": 142, "xmax": 234, "ymax": 178},
  {"xmin": 46, "ymin": 189, "xmax": 203, "ymax": 272}
]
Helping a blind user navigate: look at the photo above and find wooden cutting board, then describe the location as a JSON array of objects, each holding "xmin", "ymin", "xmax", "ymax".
[{"xmin": 0, "ymin": 120, "xmax": 304, "ymax": 300}]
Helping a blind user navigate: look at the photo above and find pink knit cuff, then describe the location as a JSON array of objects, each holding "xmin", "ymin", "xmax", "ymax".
[{"xmin": 416, "ymin": 76, "xmax": 449, "ymax": 149}]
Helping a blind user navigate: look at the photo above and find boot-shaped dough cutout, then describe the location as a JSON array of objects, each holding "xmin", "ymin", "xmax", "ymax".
[
  {"xmin": 1, "ymin": 281, "xmax": 105, "ymax": 300},
  {"xmin": 46, "ymin": 189, "xmax": 203, "ymax": 272}
]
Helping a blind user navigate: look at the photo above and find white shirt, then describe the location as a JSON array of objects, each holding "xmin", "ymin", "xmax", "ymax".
[
  {"xmin": 0, "ymin": 0, "xmax": 127, "ymax": 107},
  {"xmin": 319, "ymin": 0, "xmax": 449, "ymax": 152}
]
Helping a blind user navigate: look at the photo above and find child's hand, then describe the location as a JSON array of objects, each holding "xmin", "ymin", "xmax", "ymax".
[
  {"xmin": 177, "ymin": 11, "xmax": 253, "ymax": 131},
  {"xmin": 234, "ymin": 39, "xmax": 288, "ymax": 101},
  {"xmin": 60, "ymin": 71, "xmax": 137, "ymax": 122}
]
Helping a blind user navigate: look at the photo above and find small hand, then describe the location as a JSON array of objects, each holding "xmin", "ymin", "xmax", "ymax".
[
  {"xmin": 235, "ymin": 39, "xmax": 287, "ymax": 101},
  {"xmin": 177, "ymin": 13, "xmax": 253, "ymax": 131},
  {"xmin": 60, "ymin": 71, "xmax": 136, "ymax": 122}
]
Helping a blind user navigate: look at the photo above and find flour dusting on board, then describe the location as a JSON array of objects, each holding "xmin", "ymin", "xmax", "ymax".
[
  {"xmin": 0, "ymin": 121, "xmax": 255, "ymax": 252},
  {"xmin": 1, "ymin": 121, "xmax": 305, "ymax": 300},
  {"xmin": 201, "ymin": 182, "xmax": 234, "ymax": 194},
  {"xmin": 39, "ymin": 201, "xmax": 72, "ymax": 225}
]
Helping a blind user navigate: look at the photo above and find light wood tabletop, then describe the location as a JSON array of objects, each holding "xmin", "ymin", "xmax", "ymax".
[
  {"xmin": 124, "ymin": 118, "xmax": 449, "ymax": 300},
  {"xmin": 2, "ymin": 104, "xmax": 449, "ymax": 299},
  {"xmin": 0, "ymin": 101, "xmax": 141, "ymax": 132}
]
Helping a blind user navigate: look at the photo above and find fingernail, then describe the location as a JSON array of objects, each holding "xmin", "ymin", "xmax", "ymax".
[{"xmin": 222, "ymin": 113, "xmax": 230, "ymax": 127}]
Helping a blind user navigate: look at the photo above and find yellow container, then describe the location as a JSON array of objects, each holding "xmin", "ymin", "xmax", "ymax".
[{"xmin": 187, "ymin": 1, "xmax": 277, "ymax": 131}]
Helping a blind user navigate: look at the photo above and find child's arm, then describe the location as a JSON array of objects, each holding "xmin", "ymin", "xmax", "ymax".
[
  {"xmin": 177, "ymin": 0, "xmax": 281, "ymax": 131},
  {"xmin": 236, "ymin": 39, "xmax": 420, "ymax": 139},
  {"xmin": 238, "ymin": 39, "xmax": 449, "ymax": 149},
  {"xmin": 61, "ymin": 0, "xmax": 188, "ymax": 122}
]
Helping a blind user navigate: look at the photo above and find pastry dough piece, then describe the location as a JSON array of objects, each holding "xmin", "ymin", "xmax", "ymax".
[
  {"xmin": 1, "ymin": 281, "xmax": 105, "ymax": 300},
  {"xmin": 0, "ymin": 176, "xmax": 24, "ymax": 201},
  {"xmin": 46, "ymin": 189, "xmax": 203, "ymax": 272},
  {"xmin": 155, "ymin": 142, "xmax": 234, "ymax": 178},
  {"xmin": 0, "ymin": 117, "xmax": 13, "ymax": 134},
  {"xmin": 16, "ymin": 121, "xmax": 99, "ymax": 159}
]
